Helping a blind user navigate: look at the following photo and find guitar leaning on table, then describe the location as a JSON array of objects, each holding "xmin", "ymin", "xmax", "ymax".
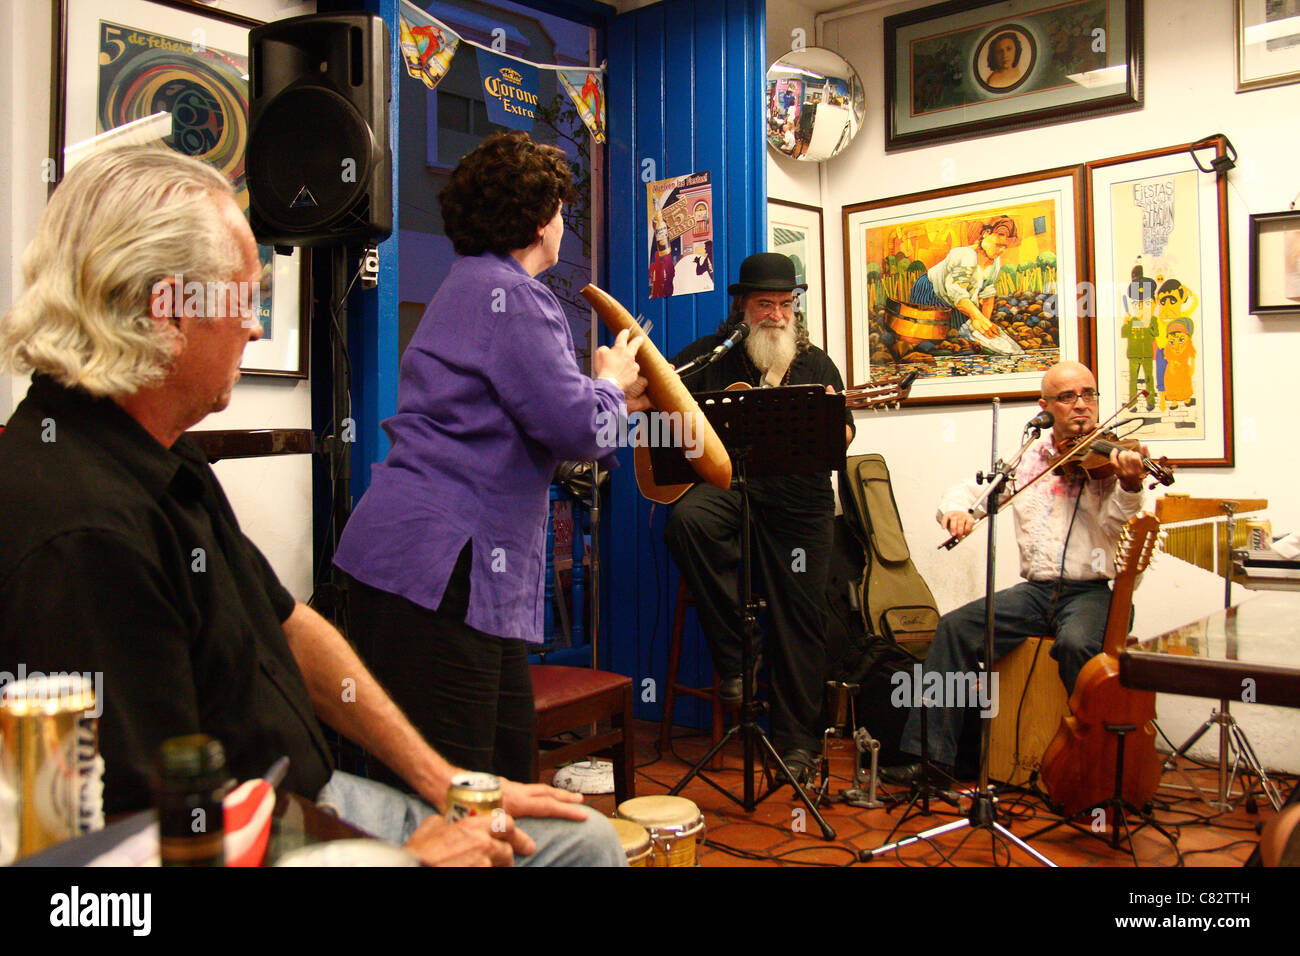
[
  {"xmin": 1040, "ymin": 512, "xmax": 1163, "ymax": 817},
  {"xmin": 633, "ymin": 372, "xmax": 918, "ymax": 505}
]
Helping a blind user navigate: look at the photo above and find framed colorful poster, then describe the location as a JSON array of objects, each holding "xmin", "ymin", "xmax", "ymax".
[
  {"xmin": 1248, "ymin": 211, "xmax": 1300, "ymax": 314},
  {"xmin": 884, "ymin": 0, "xmax": 1143, "ymax": 151},
  {"xmin": 1237, "ymin": 0, "xmax": 1300, "ymax": 92},
  {"xmin": 51, "ymin": 0, "xmax": 309, "ymax": 378},
  {"xmin": 645, "ymin": 170, "xmax": 714, "ymax": 299},
  {"xmin": 1086, "ymin": 138, "xmax": 1233, "ymax": 467},
  {"xmin": 843, "ymin": 166, "xmax": 1085, "ymax": 405},
  {"xmin": 768, "ymin": 199, "xmax": 826, "ymax": 350}
]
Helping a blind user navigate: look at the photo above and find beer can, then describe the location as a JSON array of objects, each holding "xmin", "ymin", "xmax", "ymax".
[
  {"xmin": 1244, "ymin": 520, "xmax": 1271, "ymax": 552},
  {"xmin": 0, "ymin": 673, "xmax": 103, "ymax": 863},
  {"xmin": 445, "ymin": 771, "xmax": 503, "ymax": 823}
]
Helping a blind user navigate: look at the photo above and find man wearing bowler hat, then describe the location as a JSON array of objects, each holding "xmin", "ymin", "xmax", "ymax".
[{"xmin": 664, "ymin": 253, "xmax": 854, "ymax": 786}]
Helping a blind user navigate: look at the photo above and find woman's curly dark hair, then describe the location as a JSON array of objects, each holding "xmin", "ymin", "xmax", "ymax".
[{"xmin": 440, "ymin": 131, "xmax": 574, "ymax": 256}]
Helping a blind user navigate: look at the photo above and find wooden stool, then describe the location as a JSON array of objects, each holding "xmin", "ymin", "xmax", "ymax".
[
  {"xmin": 658, "ymin": 580, "xmax": 738, "ymax": 770},
  {"xmin": 989, "ymin": 637, "xmax": 1070, "ymax": 786},
  {"xmin": 531, "ymin": 665, "xmax": 635, "ymax": 803}
]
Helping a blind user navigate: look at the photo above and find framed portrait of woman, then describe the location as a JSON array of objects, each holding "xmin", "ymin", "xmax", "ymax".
[{"xmin": 884, "ymin": 0, "xmax": 1143, "ymax": 151}]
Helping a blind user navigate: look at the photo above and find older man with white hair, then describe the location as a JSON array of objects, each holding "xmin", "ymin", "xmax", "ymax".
[
  {"xmin": 665, "ymin": 252, "xmax": 854, "ymax": 786},
  {"xmin": 0, "ymin": 146, "xmax": 622, "ymax": 866}
]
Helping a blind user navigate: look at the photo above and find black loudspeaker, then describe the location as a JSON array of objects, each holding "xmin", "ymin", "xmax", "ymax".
[{"xmin": 247, "ymin": 13, "xmax": 392, "ymax": 247}]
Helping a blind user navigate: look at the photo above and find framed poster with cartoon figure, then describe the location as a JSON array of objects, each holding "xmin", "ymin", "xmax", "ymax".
[{"xmin": 1086, "ymin": 137, "xmax": 1233, "ymax": 467}]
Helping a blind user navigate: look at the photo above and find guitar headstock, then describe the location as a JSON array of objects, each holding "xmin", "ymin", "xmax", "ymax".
[
  {"xmin": 844, "ymin": 370, "xmax": 919, "ymax": 410},
  {"xmin": 1114, "ymin": 512, "xmax": 1160, "ymax": 577}
]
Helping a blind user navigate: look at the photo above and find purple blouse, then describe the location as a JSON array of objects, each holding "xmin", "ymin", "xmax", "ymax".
[{"xmin": 334, "ymin": 252, "xmax": 622, "ymax": 642}]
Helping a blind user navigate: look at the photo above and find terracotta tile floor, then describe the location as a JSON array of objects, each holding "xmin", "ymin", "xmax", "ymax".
[{"xmin": 557, "ymin": 720, "xmax": 1292, "ymax": 868}]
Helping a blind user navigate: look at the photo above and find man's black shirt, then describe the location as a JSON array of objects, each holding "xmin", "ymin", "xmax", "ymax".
[
  {"xmin": 670, "ymin": 332, "xmax": 854, "ymax": 511},
  {"xmin": 0, "ymin": 375, "xmax": 333, "ymax": 814}
]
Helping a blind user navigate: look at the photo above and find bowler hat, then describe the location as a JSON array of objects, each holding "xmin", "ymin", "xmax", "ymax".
[{"xmin": 728, "ymin": 252, "xmax": 807, "ymax": 295}]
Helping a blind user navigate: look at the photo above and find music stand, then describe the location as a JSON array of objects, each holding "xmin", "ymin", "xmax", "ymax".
[{"xmin": 661, "ymin": 385, "xmax": 843, "ymax": 840}]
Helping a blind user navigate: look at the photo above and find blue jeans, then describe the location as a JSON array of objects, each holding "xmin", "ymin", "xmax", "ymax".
[
  {"xmin": 898, "ymin": 580, "xmax": 1113, "ymax": 767},
  {"xmin": 315, "ymin": 771, "xmax": 627, "ymax": 867}
]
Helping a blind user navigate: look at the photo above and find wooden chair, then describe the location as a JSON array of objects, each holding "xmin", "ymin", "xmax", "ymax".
[
  {"xmin": 530, "ymin": 664, "xmax": 635, "ymax": 803},
  {"xmin": 989, "ymin": 637, "xmax": 1070, "ymax": 786}
]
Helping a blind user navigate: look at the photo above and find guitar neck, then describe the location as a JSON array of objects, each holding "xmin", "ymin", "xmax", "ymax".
[
  {"xmin": 1102, "ymin": 576, "xmax": 1138, "ymax": 658},
  {"xmin": 1101, "ymin": 514, "xmax": 1159, "ymax": 657}
]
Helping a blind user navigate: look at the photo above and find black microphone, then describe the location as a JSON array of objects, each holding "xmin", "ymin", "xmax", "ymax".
[
  {"xmin": 678, "ymin": 321, "xmax": 750, "ymax": 377},
  {"xmin": 1025, "ymin": 410, "xmax": 1054, "ymax": 432},
  {"xmin": 704, "ymin": 320, "xmax": 749, "ymax": 363}
]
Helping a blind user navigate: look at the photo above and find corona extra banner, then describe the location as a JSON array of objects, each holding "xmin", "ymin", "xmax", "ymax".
[
  {"xmin": 476, "ymin": 48, "xmax": 540, "ymax": 131},
  {"xmin": 397, "ymin": 0, "xmax": 606, "ymax": 143}
]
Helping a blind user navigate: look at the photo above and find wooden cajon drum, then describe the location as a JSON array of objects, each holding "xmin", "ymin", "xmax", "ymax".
[{"xmin": 988, "ymin": 637, "xmax": 1070, "ymax": 786}]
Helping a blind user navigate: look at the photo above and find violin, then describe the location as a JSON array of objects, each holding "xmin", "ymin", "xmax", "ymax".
[
  {"xmin": 1053, "ymin": 431, "xmax": 1175, "ymax": 489},
  {"xmin": 938, "ymin": 419, "xmax": 1175, "ymax": 551}
]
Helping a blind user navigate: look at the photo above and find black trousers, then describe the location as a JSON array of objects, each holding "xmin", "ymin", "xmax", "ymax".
[
  {"xmin": 343, "ymin": 544, "xmax": 536, "ymax": 785},
  {"xmin": 665, "ymin": 484, "xmax": 833, "ymax": 753}
]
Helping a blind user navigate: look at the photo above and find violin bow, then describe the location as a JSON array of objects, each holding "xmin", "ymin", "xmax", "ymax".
[{"xmin": 938, "ymin": 392, "xmax": 1145, "ymax": 550}]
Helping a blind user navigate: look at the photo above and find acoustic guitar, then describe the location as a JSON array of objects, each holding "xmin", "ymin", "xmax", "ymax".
[
  {"xmin": 1040, "ymin": 512, "xmax": 1163, "ymax": 817},
  {"xmin": 633, "ymin": 372, "xmax": 917, "ymax": 505}
]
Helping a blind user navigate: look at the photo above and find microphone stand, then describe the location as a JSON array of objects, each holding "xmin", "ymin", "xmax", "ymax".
[{"xmin": 867, "ymin": 398, "xmax": 1056, "ymax": 865}]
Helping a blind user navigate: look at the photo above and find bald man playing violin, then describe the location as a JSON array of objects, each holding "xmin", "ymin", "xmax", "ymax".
[{"xmin": 882, "ymin": 361, "xmax": 1149, "ymax": 786}]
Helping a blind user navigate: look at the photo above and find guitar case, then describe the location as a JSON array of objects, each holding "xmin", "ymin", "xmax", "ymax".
[
  {"xmin": 839, "ymin": 454, "xmax": 939, "ymax": 661},
  {"xmin": 820, "ymin": 454, "xmax": 941, "ymax": 765}
]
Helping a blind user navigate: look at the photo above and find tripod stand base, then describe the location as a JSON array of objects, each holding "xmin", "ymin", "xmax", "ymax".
[
  {"xmin": 1027, "ymin": 798, "xmax": 1176, "ymax": 863},
  {"xmin": 1159, "ymin": 704, "xmax": 1283, "ymax": 812},
  {"xmin": 667, "ymin": 713, "xmax": 837, "ymax": 841},
  {"xmin": 866, "ymin": 790, "xmax": 1057, "ymax": 866}
]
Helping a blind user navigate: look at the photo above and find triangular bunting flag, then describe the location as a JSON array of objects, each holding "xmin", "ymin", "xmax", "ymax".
[
  {"xmin": 399, "ymin": 1, "xmax": 460, "ymax": 92},
  {"xmin": 557, "ymin": 68, "xmax": 606, "ymax": 144}
]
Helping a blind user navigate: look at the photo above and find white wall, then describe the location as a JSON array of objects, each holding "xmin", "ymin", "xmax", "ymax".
[
  {"xmin": 768, "ymin": 0, "xmax": 1300, "ymax": 773},
  {"xmin": 1, "ymin": 0, "xmax": 316, "ymax": 600}
]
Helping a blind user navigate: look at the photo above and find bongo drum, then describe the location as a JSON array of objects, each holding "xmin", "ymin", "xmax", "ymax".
[
  {"xmin": 616, "ymin": 795, "xmax": 705, "ymax": 867},
  {"xmin": 609, "ymin": 817, "xmax": 652, "ymax": 866}
]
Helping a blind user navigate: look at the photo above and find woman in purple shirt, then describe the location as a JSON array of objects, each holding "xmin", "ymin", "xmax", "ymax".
[{"xmin": 334, "ymin": 132, "xmax": 644, "ymax": 784}]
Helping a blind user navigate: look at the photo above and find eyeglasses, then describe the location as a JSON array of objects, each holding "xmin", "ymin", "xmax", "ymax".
[
  {"xmin": 750, "ymin": 297, "xmax": 795, "ymax": 316},
  {"xmin": 748, "ymin": 299, "xmax": 795, "ymax": 317},
  {"xmin": 1046, "ymin": 389, "xmax": 1099, "ymax": 405}
]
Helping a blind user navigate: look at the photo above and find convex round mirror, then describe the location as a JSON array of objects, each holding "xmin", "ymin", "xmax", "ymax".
[{"xmin": 766, "ymin": 47, "xmax": 865, "ymax": 162}]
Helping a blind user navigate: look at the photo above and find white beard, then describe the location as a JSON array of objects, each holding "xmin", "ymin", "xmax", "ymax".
[{"xmin": 744, "ymin": 322, "xmax": 797, "ymax": 375}]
